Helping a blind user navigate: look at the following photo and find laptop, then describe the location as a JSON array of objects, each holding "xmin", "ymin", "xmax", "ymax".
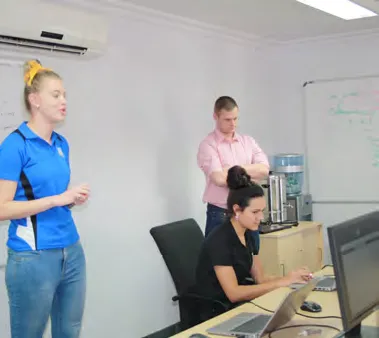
[
  {"xmin": 290, "ymin": 275, "xmax": 336, "ymax": 292},
  {"xmin": 259, "ymin": 224, "xmax": 292, "ymax": 234},
  {"xmin": 206, "ymin": 278, "xmax": 319, "ymax": 338}
]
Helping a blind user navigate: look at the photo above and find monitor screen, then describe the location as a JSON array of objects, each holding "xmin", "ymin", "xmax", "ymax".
[{"xmin": 328, "ymin": 211, "xmax": 379, "ymax": 333}]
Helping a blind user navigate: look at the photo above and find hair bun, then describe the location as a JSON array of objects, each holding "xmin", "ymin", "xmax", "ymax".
[
  {"xmin": 227, "ymin": 165, "xmax": 252, "ymax": 190},
  {"xmin": 23, "ymin": 59, "xmax": 41, "ymax": 77},
  {"xmin": 23, "ymin": 59, "xmax": 53, "ymax": 88}
]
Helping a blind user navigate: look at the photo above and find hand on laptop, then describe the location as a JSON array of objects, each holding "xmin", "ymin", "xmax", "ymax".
[{"xmin": 284, "ymin": 267, "xmax": 312, "ymax": 285}]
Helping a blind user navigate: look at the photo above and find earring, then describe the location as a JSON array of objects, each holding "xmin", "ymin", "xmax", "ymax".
[{"xmin": 235, "ymin": 214, "xmax": 239, "ymax": 220}]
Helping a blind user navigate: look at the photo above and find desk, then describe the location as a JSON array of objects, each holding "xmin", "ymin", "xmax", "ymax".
[{"xmin": 171, "ymin": 267, "xmax": 379, "ymax": 337}]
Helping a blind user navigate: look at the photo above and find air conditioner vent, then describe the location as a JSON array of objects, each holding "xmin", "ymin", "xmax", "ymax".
[
  {"xmin": 40, "ymin": 31, "xmax": 64, "ymax": 40},
  {"xmin": 0, "ymin": 0, "xmax": 107, "ymax": 59},
  {"xmin": 0, "ymin": 34, "xmax": 88, "ymax": 55}
]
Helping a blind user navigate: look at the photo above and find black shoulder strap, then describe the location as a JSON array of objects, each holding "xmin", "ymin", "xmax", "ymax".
[
  {"xmin": 11, "ymin": 129, "xmax": 36, "ymax": 198},
  {"xmin": 12, "ymin": 129, "xmax": 26, "ymax": 140},
  {"xmin": 14, "ymin": 129, "xmax": 62, "ymax": 142},
  {"xmin": 12, "ymin": 128, "xmax": 38, "ymax": 250}
]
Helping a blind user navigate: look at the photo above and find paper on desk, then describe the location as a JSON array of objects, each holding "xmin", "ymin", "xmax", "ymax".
[{"xmin": 280, "ymin": 318, "xmax": 342, "ymax": 338}]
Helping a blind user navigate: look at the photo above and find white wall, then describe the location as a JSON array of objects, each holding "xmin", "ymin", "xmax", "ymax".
[
  {"xmin": 269, "ymin": 33, "xmax": 379, "ymax": 263},
  {"xmin": 4, "ymin": 4, "xmax": 379, "ymax": 337},
  {"xmin": 0, "ymin": 7, "xmax": 275, "ymax": 338}
]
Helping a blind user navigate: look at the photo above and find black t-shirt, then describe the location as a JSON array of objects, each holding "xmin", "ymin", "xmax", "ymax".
[{"xmin": 195, "ymin": 219, "xmax": 259, "ymax": 305}]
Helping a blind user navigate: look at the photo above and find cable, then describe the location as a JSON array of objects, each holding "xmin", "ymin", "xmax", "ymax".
[
  {"xmin": 321, "ymin": 264, "xmax": 333, "ymax": 270},
  {"xmin": 295, "ymin": 312, "xmax": 341, "ymax": 320},
  {"xmin": 267, "ymin": 324, "xmax": 340, "ymax": 337},
  {"xmin": 248, "ymin": 301, "xmax": 276, "ymax": 313},
  {"xmin": 249, "ymin": 301, "xmax": 341, "ymax": 320}
]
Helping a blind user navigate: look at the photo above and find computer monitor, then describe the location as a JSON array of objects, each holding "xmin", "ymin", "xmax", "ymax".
[{"xmin": 328, "ymin": 210, "xmax": 379, "ymax": 338}]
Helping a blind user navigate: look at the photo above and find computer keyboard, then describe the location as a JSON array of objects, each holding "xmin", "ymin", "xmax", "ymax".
[{"xmin": 317, "ymin": 277, "xmax": 335, "ymax": 288}]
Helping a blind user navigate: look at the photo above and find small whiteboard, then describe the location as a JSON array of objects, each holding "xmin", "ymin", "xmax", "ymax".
[
  {"xmin": 304, "ymin": 75, "xmax": 379, "ymax": 203},
  {"xmin": 0, "ymin": 60, "xmax": 24, "ymax": 143},
  {"xmin": 0, "ymin": 60, "xmax": 24, "ymax": 268}
]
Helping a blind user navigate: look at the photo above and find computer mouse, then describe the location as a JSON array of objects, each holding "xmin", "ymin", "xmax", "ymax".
[
  {"xmin": 301, "ymin": 300, "xmax": 322, "ymax": 313},
  {"xmin": 189, "ymin": 334, "xmax": 209, "ymax": 338}
]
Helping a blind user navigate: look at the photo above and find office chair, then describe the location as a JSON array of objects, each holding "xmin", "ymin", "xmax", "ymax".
[{"xmin": 150, "ymin": 218, "xmax": 230, "ymax": 331}]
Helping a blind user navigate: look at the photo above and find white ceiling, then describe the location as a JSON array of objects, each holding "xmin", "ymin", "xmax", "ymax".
[{"xmin": 120, "ymin": 0, "xmax": 379, "ymax": 42}]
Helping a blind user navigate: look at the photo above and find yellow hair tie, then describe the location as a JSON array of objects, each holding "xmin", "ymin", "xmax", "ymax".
[{"xmin": 24, "ymin": 60, "xmax": 52, "ymax": 87}]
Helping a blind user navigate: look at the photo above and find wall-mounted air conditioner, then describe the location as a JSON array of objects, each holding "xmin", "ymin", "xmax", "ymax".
[{"xmin": 0, "ymin": 0, "xmax": 108, "ymax": 58}]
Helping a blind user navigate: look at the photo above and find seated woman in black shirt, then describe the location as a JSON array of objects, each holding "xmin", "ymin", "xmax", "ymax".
[{"xmin": 195, "ymin": 165, "xmax": 312, "ymax": 318}]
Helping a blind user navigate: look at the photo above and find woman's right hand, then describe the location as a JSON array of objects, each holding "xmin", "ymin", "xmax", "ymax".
[
  {"xmin": 54, "ymin": 184, "xmax": 90, "ymax": 207},
  {"xmin": 283, "ymin": 267, "xmax": 312, "ymax": 286}
]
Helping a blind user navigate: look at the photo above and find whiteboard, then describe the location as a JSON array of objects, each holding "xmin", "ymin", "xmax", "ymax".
[
  {"xmin": 304, "ymin": 76, "xmax": 379, "ymax": 203},
  {"xmin": 0, "ymin": 61, "xmax": 24, "ymax": 143},
  {"xmin": 0, "ymin": 61, "xmax": 24, "ymax": 268}
]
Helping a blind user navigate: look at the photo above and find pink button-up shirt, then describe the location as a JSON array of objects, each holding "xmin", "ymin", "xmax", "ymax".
[{"xmin": 197, "ymin": 129, "xmax": 269, "ymax": 209}]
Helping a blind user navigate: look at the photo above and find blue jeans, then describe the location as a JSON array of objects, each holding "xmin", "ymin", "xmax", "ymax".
[
  {"xmin": 5, "ymin": 241, "xmax": 86, "ymax": 338},
  {"xmin": 205, "ymin": 203, "xmax": 260, "ymax": 253}
]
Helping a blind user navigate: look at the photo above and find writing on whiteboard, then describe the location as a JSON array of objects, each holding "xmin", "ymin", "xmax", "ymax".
[
  {"xmin": 368, "ymin": 136, "xmax": 379, "ymax": 168},
  {"xmin": 328, "ymin": 92, "xmax": 379, "ymax": 168},
  {"xmin": 0, "ymin": 100, "xmax": 19, "ymax": 141},
  {"xmin": 1, "ymin": 112, "xmax": 18, "ymax": 130}
]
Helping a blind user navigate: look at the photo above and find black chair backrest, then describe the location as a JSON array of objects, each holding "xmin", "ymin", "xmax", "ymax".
[{"xmin": 150, "ymin": 218, "xmax": 204, "ymax": 296}]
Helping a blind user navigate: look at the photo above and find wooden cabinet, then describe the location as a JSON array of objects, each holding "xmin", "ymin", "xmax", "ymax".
[{"xmin": 259, "ymin": 222, "xmax": 324, "ymax": 277}]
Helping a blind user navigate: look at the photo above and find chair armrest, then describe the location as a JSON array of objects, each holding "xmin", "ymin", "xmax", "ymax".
[{"xmin": 172, "ymin": 293, "xmax": 230, "ymax": 311}]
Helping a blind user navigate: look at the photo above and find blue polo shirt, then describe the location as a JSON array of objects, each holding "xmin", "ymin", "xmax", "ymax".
[{"xmin": 0, "ymin": 122, "xmax": 79, "ymax": 251}]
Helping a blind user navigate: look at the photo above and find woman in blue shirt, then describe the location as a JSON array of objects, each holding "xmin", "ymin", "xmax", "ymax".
[{"xmin": 0, "ymin": 59, "xmax": 90, "ymax": 338}]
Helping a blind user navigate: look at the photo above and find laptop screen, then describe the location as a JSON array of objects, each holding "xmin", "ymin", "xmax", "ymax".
[{"xmin": 262, "ymin": 279, "xmax": 318, "ymax": 334}]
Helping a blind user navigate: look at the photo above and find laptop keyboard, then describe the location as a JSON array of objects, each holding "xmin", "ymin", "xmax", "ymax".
[
  {"xmin": 232, "ymin": 314, "xmax": 271, "ymax": 333},
  {"xmin": 317, "ymin": 277, "xmax": 335, "ymax": 288}
]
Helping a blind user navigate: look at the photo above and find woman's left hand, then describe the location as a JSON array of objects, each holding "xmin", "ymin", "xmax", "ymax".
[{"xmin": 74, "ymin": 192, "xmax": 90, "ymax": 205}]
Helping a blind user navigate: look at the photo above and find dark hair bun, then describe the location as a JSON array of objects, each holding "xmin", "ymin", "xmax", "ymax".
[{"xmin": 227, "ymin": 165, "xmax": 252, "ymax": 190}]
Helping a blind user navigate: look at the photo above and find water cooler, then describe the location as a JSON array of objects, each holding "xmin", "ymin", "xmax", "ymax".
[{"xmin": 272, "ymin": 153, "xmax": 313, "ymax": 222}]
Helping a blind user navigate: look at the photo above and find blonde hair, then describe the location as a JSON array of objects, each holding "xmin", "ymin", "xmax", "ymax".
[{"xmin": 23, "ymin": 59, "xmax": 61, "ymax": 112}]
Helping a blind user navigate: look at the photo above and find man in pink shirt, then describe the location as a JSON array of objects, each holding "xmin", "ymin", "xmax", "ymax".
[{"xmin": 197, "ymin": 96, "xmax": 270, "ymax": 243}]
